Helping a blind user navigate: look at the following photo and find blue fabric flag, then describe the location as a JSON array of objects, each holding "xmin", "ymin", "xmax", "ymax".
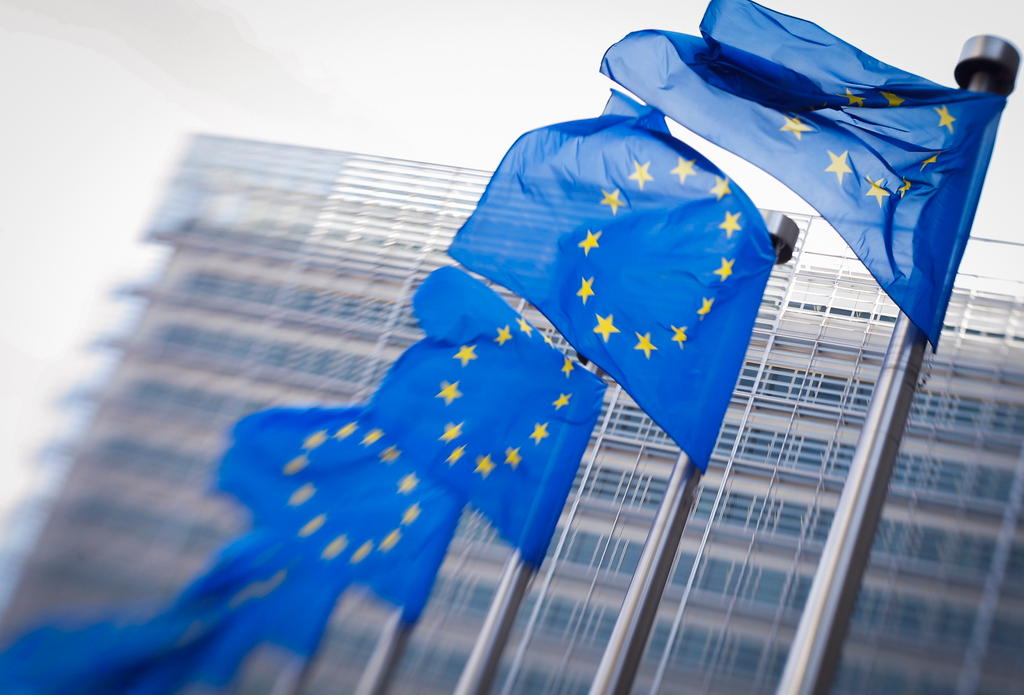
[
  {"xmin": 0, "ymin": 267, "xmax": 606, "ymax": 693},
  {"xmin": 600, "ymin": 0, "xmax": 1007, "ymax": 345},
  {"xmin": 367, "ymin": 266, "xmax": 607, "ymax": 564},
  {"xmin": 449, "ymin": 92, "xmax": 776, "ymax": 469},
  {"xmin": 227, "ymin": 267, "xmax": 607, "ymax": 566},
  {"xmin": 0, "ymin": 410, "xmax": 463, "ymax": 694}
]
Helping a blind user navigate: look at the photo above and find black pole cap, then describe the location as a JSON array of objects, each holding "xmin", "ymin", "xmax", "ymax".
[
  {"xmin": 955, "ymin": 35, "xmax": 1019, "ymax": 95},
  {"xmin": 761, "ymin": 211, "xmax": 799, "ymax": 265}
]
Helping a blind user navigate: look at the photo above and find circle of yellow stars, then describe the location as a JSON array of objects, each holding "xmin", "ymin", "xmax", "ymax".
[
  {"xmin": 566, "ymin": 154, "xmax": 748, "ymax": 360},
  {"xmin": 273, "ymin": 419, "xmax": 426, "ymax": 567},
  {"xmin": 775, "ymin": 87, "xmax": 959, "ymax": 207},
  {"xmin": 429, "ymin": 312, "xmax": 584, "ymax": 482}
]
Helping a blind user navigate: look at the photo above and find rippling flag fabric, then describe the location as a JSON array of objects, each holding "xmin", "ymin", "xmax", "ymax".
[
  {"xmin": 367, "ymin": 266, "xmax": 607, "ymax": 564},
  {"xmin": 449, "ymin": 92, "xmax": 776, "ymax": 469},
  {"xmin": 0, "ymin": 267, "xmax": 607, "ymax": 693},
  {"xmin": 0, "ymin": 416, "xmax": 462, "ymax": 694},
  {"xmin": 601, "ymin": 0, "xmax": 1007, "ymax": 345},
  {"xmin": 221, "ymin": 267, "xmax": 607, "ymax": 566},
  {"xmin": 228, "ymin": 267, "xmax": 606, "ymax": 566}
]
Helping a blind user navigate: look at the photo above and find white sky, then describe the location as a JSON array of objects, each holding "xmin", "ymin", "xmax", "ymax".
[{"xmin": 0, "ymin": 0, "xmax": 1021, "ymax": 521}]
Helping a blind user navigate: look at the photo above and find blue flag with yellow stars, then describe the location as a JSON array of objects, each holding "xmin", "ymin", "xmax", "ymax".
[
  {"xmin": 600, "ymin": 0, "xmax": 1007, "ymax": 345},
  {"xmin": 0, "ymin": 406, "xmax": 463, "ymax": 694},
  {"xmin": 226, "ymin": 268, "xmax": 606, "ymax": 565},
  {"xmin": 366, "ymin": 266, "xmax": 607, "ymax": 564},
  {"xmin": 448, "ymin": 91, "xmax": 776, "ymax": 470},
  {"xmin": 223, "ymin": 268, "xmax": 606, "ymax": 567}
]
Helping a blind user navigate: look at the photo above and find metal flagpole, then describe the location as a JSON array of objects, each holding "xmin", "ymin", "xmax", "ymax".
[
  {"xmin": 455, "ymin": 357, "xmax": 609, "ymax": 695},
  {"xmin": 588, "ymin": 212, "xmax": 800, "ymax": 695},
  {"xmin": 269, "ymin": 655, "xmax": 315, "ymax": 695},
  {"xmin": 354, "ymin": 610, "xmax": 414, "ymax": 695},
  {"xmin": 453, "ymin": 551, "xmax": 537, "ymax": 695},
  {"xmin": 775, "ymin": 36, "xmax": 1019, "ymax": 695}
]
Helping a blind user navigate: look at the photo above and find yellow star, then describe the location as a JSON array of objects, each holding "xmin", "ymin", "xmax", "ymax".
[
  {"xmin": 697, "ymin": 297, "xmax": 714, "ymax": 320},
  {"xmin": 283, "ymin": 454, "xmax": 308, "ymax": 475},
  {"xmin": 865, "ymin": 177, "xmax": 891, "ymax": 207},
  {"xmin": 898, "ymin": 178, "xmax": 911, "ymax": 197},
  {"xmin": 934, "ymin": 105, "xmax": 956, "ymax": 133},
  {"xmin": 577, "ymin": 276, "xmax": 595, "ymax": 304},
  {"xmin": 880, "ymin": 90, "xmax": 905, "ymax": 107},
  {"xmin": 302, "ymin": 430, "xmax": 328, "ymax": 450},
  {"xmin": 839, "ymin": 88, "xmax": 865, "ymax": 107},
  {"xmin": 397, "ymin": 473, "xmax": 419, "ymax": 495},
  {"xmin": 600, "ymin": 189, "xmax": 626, "ymax": 215},
  {"xmin": 825, "ymin": 151, "xmax": 853, "ymax": 185},
  {"xmin": 516, "ymin": 317, "xmax": 533, "ymax": 336},
  {"xmin": 379, "ymin": 445, "xmax": 401, "ymax": 463},
  {"xmin": 504, "ymin": 447, "xmax": 522, "ymax": 469},
  {"xmin": 718, "ymin": 211, "xmax": 742, "ymax": 239},
  {"xmin": 670, "ymin": 325, "xmax": 688, "ymax": 349},
  {"xmin": 780, "ymin": 115, "xmax": 814, "ymax": 140},
  {"xmin": 361, "ymin": 429, "xmax": 384, "ymax": 446},
  {"xmin": 629, "ymin": 160, "xmax": 654, "ymax": 190},
  {"xmin": 529, "ymin": 422, "xmax": 550, "ymax": 445},
  {"xmin": 439, "ymin": 421, "xmax": 463, "ymax": 442},
  {"xmin": 542, "ymin": 332, "xmax": 555, "ymax": 347},
  {"xmin": 401, "ymin": 503, "xmax": 421, "ymax": 525},
  {"xmin": 288, "ymin": 482, "xmax": 316, "ymax": 506},
  {"xmin": 920, "ymin": 153, "xmax": 939, "ymax": 171},
  {"xmin": 298, "ymin": 514, "xmax": 326, "ymax": 537},
  {"xmin": 578, "ymin": 230, "xmax": 602, "ymax": 256},
  {"xmin": 710, "ymin": 176, "xmax": 731, "ymax": 200},
  {"xmin": 436, "ymin": 380, "xmax": 462, "ymax": 405},
  {"xmin": 350, "ymin": 540, "xmax": 373, "ymax": 564},
  {"xmin": 474, "ymin": 454, "xmax": 496, "ymax": 478},
  {"xmin": 379, "ymin": 529, "xmax": 402, "ymax": 552},
  {"xmin": 633, "ymin": 332, "xmax": 658, "ymax": 359},
  {"xmin": 446, "ymin": 445, "xmax": 466, "ymax": 465},
  {"xmin": 321, "ymin": 535, "xmax": 348, "ymax": 560},
  {"xmin": 671, "ymin": 157, "xmax": 697, "ymax": 185},
  {"xmin": 333, "ymin": 422, "xmax": 357, "ymax": 440},
  {"xmin": 713, "ymin": 258, "xmax": 735, "ymax": 282},
  {"xmin": 553, "ymin": 393, "xmax": 572, "ymax": 409},
  {"xmin": 494, "ymin": 324, "xmax": 513, "ymax": 345},
  {"xmin": 593, "ymin": 313, "xmax": 620, "ymax": 342},
  {"xmin": 453, "ymin": 344, "xmax": 478, "ymax": 367},
  {"xmin": 561, "ymin": 356, "xmax": 575, "ymax": 378}
]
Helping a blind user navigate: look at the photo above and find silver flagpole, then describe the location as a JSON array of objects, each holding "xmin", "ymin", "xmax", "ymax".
[
  {"xmin": 453, "ymin": 551, "xmax": 536, "ymax": 695},
  {"xmin": 775, "ymin": 36, "xmax": 1018, "ymax": 695},
  {"xmin": 588, "ymin": 212, "xmax": 799, "ymax": 695},
  {"xmin": 455, "ymin": 357, "xmax": 609, "ymax": 695},
  {"xmin": 269, "ymin": 654, "xmax": 315, "ymax": 695},
  {"xmin": 354, "ymin": 610, "xmax": 414, "ymax": 695}
]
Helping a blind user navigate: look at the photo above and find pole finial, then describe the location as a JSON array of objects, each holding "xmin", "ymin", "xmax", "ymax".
[
  {"xmin": 955, "ymin": 35, "xmax": 1020, "ymax": 95},
  {"xmin": 761, "ymin": 211, "xmax": 799, "ymax": 265}
]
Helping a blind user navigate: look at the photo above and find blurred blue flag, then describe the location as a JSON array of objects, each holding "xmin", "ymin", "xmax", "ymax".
[
  {"xmin": 227, "ymin": 268, "xmax": 608, "ymax": 565},
  {"xmin": 601, "ymin": 0, "xmax": 1007, "ymax": 345},
  {"xmin": 0, "ymin": 267, "xmax": 606, "ymax": 693},
  {"xmin": 449, "ymin": 92, "xmax": 776, "ymax": 469},
  {"xmin": 0, "ymin": 408, "xmax": 463, "ymax": 694},
  {"xmin": 368, "ymin": 266, "xmax": 607, "ymax": 564},
  {"xmin": 229, "ymin": 267, "xmax": 607, "ymax": 566}
]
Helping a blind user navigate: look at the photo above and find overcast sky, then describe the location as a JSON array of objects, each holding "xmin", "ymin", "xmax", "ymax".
[{"xmin": 0, "ymin": 0, "xmax": 1021, "ymax": 518}]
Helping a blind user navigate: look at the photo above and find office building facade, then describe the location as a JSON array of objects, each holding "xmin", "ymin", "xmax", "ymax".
[{"xmin": 3, "ymin": 135, "xmax": 1022, "ymax": 695}]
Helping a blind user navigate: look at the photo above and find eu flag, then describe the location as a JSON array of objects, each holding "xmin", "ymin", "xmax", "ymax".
[
  {"xmin": 366, "ymin": 266, "xmax": 607, "ymax": 564},
  {"xmin": 600, "ymin": 0, "xmax": 1007, "ymax": 345},
  {"xmin": 0, "ymin": 411, "xmax": 463, "ymax": 694},
  {"xmin": 449, "ymin": 92, "xmax": 776, "ymax": 469}
]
